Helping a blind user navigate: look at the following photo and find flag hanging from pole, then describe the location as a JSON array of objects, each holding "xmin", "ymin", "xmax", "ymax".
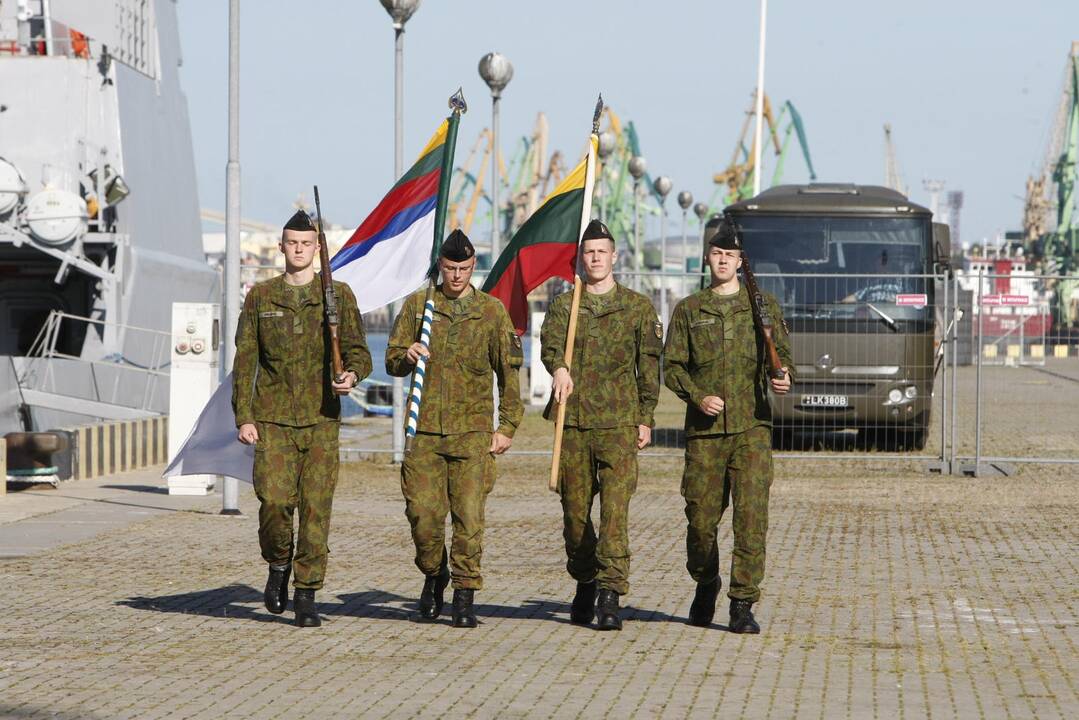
[
  {"xmin": 331, "ymin": 120, "xmax": 455, "ymax": 314},
  {"xmin": 165, "ymin": 109, "xmax": 464, "ymax": 482},
  {"xmin": 481, "ymin": 134, "xmax": 599, "ymax": 335}
]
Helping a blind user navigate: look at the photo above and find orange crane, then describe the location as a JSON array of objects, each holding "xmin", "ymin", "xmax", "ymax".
[{"xmin": 713, "ymin": 91, "xmax": 783, "ymax": 202}]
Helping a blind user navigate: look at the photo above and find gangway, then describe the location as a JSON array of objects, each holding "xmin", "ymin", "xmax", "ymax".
[{"xmin": 17, "ymin": 311, "xmax": 172, "ymax": 422}]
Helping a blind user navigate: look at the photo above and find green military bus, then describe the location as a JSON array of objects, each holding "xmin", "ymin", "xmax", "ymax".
[{"xmin": 726, "ymin": 184, "xmax": 951, "ymax": 450}]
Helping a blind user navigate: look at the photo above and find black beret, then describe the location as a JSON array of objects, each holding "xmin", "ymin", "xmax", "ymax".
[
  {"xmin": 701, "ymin": 215, "xmax": 724, "ymax": 246},
  {"xmin": 581, "ymin": 219, "xmax": 613, "ymax": 242},
  {"xmin": 283, "ymin": 209, "xmax": 315, "ymax": 232},
  {"xmin": 440, "ymin": 228, "xmax": 475, "ymax": 262},
  {"xmin": 709, "ymin": 215, "xmax": 743, "ymax": 251}
]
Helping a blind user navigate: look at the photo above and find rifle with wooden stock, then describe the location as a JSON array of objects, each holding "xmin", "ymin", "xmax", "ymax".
[
  {"xmin": 740, "ymin": 255, "xmax": 787, "ymax": 381},
  {"xmin": 313, "ymin": 185, "xmax": 346, "ymax": 384}
]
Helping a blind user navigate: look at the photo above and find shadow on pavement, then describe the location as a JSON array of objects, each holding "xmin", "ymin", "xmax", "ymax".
[
  {"xmin": 624, "ymin": 605, "xmax": 692, "ymax": 624},
  {"xmin": 329, "ymin": 589, "xmax": 414, "ymax": 620},
  {"xmin": 475, "ymin": 598, "xmax": 574, "ymax": 625},
  {"xmin": 0, "ymin": 704, "xmax": 109, "ymax": 719},
  {"xmin": 99, "ymin": 484, "xmax": 169, "ymax": 494},
  {"xmin": 117, "ymin": 584, "xmax": 288, "ymax": 624},
  {"xmin": 118, "ymin": 587, "xmax": 701, "ymax": 627},
  {"xmin": 118, "ymin": 585, "xmax": 417, "ymax": 624}
]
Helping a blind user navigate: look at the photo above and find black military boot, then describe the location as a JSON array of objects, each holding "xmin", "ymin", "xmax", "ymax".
[
  {"xmin": 570, "ymin": 581, "xmax": 597, "ymax": 625},
  {"xmin": 293, "ymin": 588, "xmax": 321, "ymax": 628},
  {"xmin": 451, "ymin": 589, "xmax": 477, "ymax": 628},
  {"xmin": 417, "ymin": 557, "xmax": 450, "ymax": 622},
  {"xmin": 595, "ymin": 589, "xmax": 622, "ymax": 631},
  {"xmin": 263, "ymin": 563, "xmax": 290, "ymax": 615},
  {"xmin": 687, "ymin": 577, "xmax": 720, "ymax": 627},
  {"xmin": 728, "ymin": 598, "xmax": 760, "ymax": 634}
]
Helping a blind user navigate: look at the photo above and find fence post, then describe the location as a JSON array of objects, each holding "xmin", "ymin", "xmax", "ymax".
[
  {"xmin": 950, "ymin": 271, "xmax": 959, "ymax": 473},
  {"xmin": 975, "ymin": 269, "xmax": 983, "ymax": 471},
  {"xmin": 939, "ymin": 274, "xmax": 948, "ymax": 467}
]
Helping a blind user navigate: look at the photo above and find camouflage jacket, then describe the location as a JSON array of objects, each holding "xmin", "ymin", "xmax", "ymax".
[
  {"xmin": 663, "ymin": 284, "xmax": 795, "ymax": 437},
  {"xmin": 386, "ymin": 285, "xmax": 524, "ymax": 438},
  {"xmin": 232, "ymin": 274, "xmax": 373, "ymax": 427},
  {"xmin": 540, "ymin": 282, "xmax": 662, "ymax": 429}
]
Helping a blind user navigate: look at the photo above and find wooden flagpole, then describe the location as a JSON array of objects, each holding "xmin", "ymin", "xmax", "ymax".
[{"xmin": 548, "ymin": 96, "xmax": 602, "ymax": 492}]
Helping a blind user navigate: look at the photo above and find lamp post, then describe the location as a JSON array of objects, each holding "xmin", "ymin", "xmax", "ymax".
[
  {"xmin": 677, "ymin": 190, "xmax": 693, "ymax": 296},
  {"xmin": 380, "ymin": 0, "xmax": 421, "ymax": 464},
  {"xmin": 653, "ymin": 176, "xmax": 672, "ymax": 323},
  {"xmin": 752, "ymin": 0, "xmax": 768, "ymax": 197},
  {"xmin": 478, "ymin": 52, "xmax": 513, "ymax": 262},
  {"xmin": 221, "ymin": 0, "xmax": 241, "ymax": 514},
  {"xmin": 653, "ymin": 175, "xmax": 672, "ymax": 273},
  {"xmin": 693, "ymin": 202, "xmax": 709, "ymax": 287},
  {"xmin": 627, "ymin": 155, "xmax": 646, "ymax": 290},
  {"xmin": 596, "ymin": 130, "xmax": 616, "ymax": 222}
]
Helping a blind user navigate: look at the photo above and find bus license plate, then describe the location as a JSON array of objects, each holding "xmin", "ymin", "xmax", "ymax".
[{"xmin": 800, "ymin": 394, "xmax": 848, "ymax": 408}]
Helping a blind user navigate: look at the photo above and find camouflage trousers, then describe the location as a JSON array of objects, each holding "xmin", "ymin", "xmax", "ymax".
[
  {"xmin": 252, "ymin": 421, "xmax": 339, "ymax": 590},
  {"xmin": 401, "ymin": 431, "xmax": 494, "ymax": 591},
  {"xmin": 682, "ymin": 424, "xmax": 773, "ymax": 602},
  {"xmin": 558, "ymin": 425, "xmax": 638, "ymax": 596}
]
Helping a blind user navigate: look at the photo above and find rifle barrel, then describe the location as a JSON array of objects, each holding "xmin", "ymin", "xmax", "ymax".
[{"xmin": 313, "ymin": 185, "xmax": 345, "ymax": 383}]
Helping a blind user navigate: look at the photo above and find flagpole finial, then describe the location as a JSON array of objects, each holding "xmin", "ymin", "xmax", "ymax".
[
  {"xmin": 449, "ymin": 88, "xmax": 468, "ymax": 115},
  {"xmin": 592, "ymin": 93, "xmax": 604, "ymax": 135}
]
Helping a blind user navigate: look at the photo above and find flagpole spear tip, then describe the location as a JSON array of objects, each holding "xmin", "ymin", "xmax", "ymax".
[
  {"xmin": 592, "ymin": 93, "xmax": 604, "ymax": 134},
  {"xmin": 449, "ymin": 87, "xmax": 468, "ymax": 115}
]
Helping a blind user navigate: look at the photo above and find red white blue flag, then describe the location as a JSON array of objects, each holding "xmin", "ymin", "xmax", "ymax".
[{"xmin": 330, "ymin": 120, "xmax": 450, "ymax": 313}]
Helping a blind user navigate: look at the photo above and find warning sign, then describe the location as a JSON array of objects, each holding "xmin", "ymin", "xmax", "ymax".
[
  {"xmin": 982, "ymin": 294, "xmax": 1030, "ymax": 306},
  {"xmin": 896, "ymin": 294, "xmax": 928, "ymax": 308}
]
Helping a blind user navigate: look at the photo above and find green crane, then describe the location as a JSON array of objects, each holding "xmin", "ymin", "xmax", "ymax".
[{"xmin": 1038, "ymin": 43, "xmax": 1079, "ymax": 329}]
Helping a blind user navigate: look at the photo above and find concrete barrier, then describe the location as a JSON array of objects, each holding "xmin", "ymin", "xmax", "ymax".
[{"xmin": 62, "ymin": 417, "xmax": 169, "ymax": 481}]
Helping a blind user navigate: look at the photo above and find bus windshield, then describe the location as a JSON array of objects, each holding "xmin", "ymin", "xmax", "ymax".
[{"xmin": 736, "ymin": 215, "xmax": 931, "ymax": 324}]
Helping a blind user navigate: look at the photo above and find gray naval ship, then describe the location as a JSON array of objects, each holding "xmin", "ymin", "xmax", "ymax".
[{"xmin": 0, "ymin": 0, "xmax": 217, "ymax": 433}]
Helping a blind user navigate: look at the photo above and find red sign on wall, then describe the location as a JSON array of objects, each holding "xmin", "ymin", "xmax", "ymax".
[
  {"xmin": 896, "ymin": 294, "xmax": 928, "ymax": 307},
  {"xmin": 982, "ymin": 294, "xmax": 1030, "ymax": 306}
]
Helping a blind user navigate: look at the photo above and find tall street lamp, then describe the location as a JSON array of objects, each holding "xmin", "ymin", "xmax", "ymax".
[
  {"xmin": 752, "ymin": 0, "xmax": 768, "ymax": 197},
  {"xmin": 693, "ymin": 202, "xmax": 709, "ymax": 288},
  {"xmin": 380, "ymin": 0, "xmax": 421, "ymax": 464},
  {"xmin": 677, "ymin": 190, "xmax": 693, "ymax": 297},
  {"xmin": 653, "ymin": 175, "xmax": 672, "ymax": 325},
  {"xmin": 221, "ymin": 0, "xmax": 241, "ymax": 514},
  {"xmin": 596, "ymin": 130, "xmax": 616, "ymax": 222},
  {"xmin": 627, "ymin": 155, "xmax": 647, "ymax": 288},
  {"xmin": 653, "ymin": 175, "xmax": 672, "ymax": 273},
  {"xmin": 479, "ymin": 52, "xmax": 513, "ymax": 262}
]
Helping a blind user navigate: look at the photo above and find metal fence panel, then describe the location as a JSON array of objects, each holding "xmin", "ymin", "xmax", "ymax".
[
  {"xmin": 954, "ymin": 272, "xmax": 1079, "ymax": 472},
  {"xmin": 236, "ymin": 263, "xmax": 1078, "ymax": 472}
]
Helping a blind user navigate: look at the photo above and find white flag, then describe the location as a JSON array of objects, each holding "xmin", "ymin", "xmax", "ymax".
[{"xmin": 163, "ymin": 373, "xmax": 254, "ymax": 482}]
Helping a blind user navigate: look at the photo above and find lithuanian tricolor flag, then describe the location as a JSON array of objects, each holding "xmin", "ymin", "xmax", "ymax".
[{"xmin": 482, "ymin": 136, "xmax": 599, "ymax": 335}]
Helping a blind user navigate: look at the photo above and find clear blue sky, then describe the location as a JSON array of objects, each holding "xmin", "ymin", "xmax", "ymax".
[{"xmin": 177, "ymin": 0, "xmax": 1079, "ymax": 248}]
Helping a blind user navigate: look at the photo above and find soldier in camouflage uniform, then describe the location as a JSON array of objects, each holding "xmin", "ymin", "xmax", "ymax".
[
  {"xmin": 386, "ymin": 229, "xmax": 523, "ymax": 629},
  {"xmin": 540, "ymin": 219, "xmax": 661, "ymax": 631},
  {"xmin": 663, "ymin": 215, "xmax": 794, "ymax": 634},
  {"xmin": 233, "ymin": 209, "xmax": 373, "ymax": 627}
]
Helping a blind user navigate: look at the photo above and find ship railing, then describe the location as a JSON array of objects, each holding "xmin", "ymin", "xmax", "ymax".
[{"xmin": 19, "ymin": 310, "xmax": 173, "ymax": 416}]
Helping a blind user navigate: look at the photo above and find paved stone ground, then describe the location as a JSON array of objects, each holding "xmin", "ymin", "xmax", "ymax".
[{"xmin": 1, "ymin": 386, "xmax": 1077, "ymax": 719}]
